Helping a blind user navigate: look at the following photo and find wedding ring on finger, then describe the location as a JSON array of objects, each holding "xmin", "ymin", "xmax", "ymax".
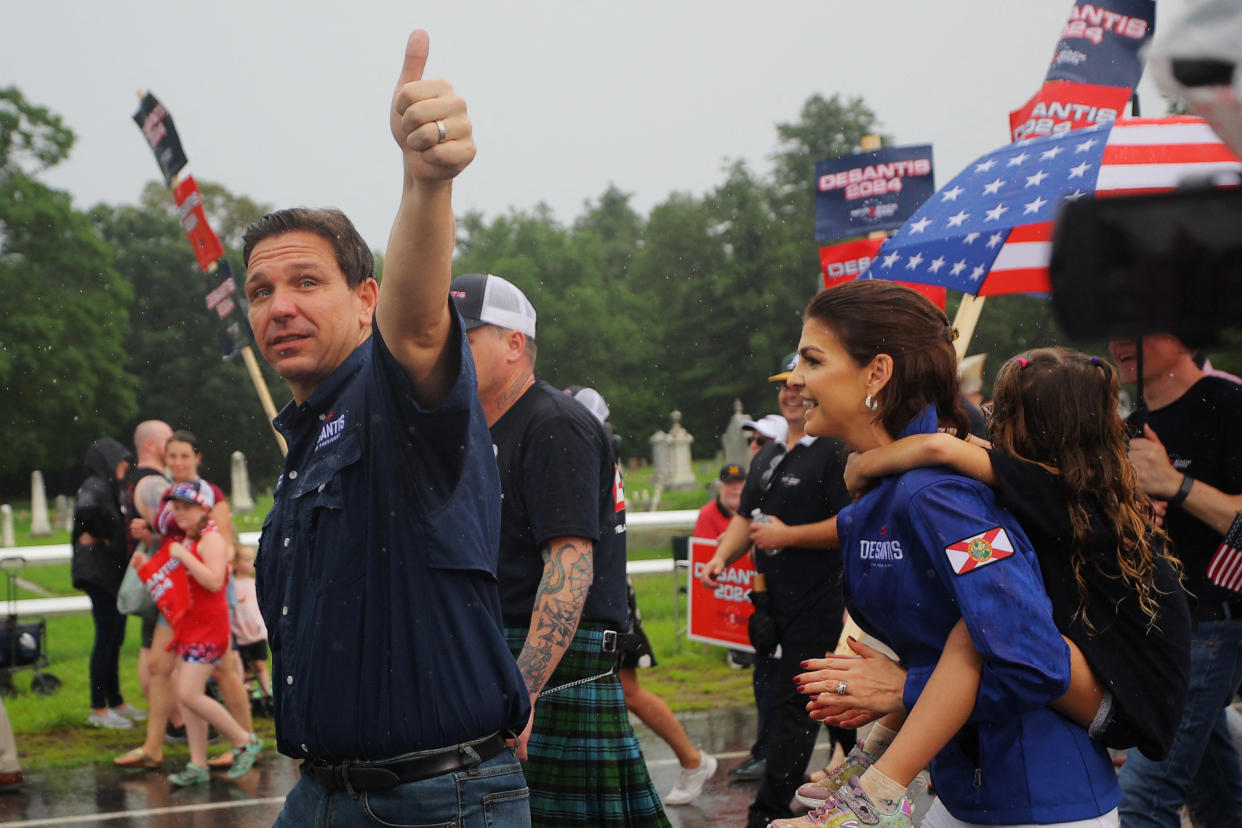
[
  {"xmin": 435, "ymin": 119, "xmax": 447, "ymax": 144},
  {"xmin": 835, "ymin": 680, "xmax": 848, "ymax": 696}
]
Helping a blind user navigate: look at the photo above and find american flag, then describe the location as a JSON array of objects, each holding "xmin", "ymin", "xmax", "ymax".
[
  {"xmin": 862, "ymin": 117, "xmax": 1242, "ymax": 296},
  {"xmin": 1208, "ymin": 513, "xmax": 1242, "ymax": 595}
]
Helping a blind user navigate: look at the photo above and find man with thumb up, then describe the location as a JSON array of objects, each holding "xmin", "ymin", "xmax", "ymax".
[{"xmin": 245, "ymin": 31, "xmax": 531, "ymax": 827}]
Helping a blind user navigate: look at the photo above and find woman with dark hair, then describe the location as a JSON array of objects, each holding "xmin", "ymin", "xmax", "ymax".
[{"xmin": 770, "ymin": 281, "xmax": 1121, "ymax": 827}]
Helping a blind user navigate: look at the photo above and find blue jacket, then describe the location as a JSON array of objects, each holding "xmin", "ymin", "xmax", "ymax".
[{"xmin": 837, "ymin": 408, "xmax": 1120, "ymax": 824}]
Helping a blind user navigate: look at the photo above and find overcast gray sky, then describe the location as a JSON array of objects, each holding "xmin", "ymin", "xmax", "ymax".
[{"xmin": 4, "ymin": 1, "xmax": 1189, "ymax": 251}]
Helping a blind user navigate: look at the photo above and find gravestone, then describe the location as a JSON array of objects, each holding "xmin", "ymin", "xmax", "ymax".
[
  {"xmin": 721, "ymin": 399, "xmax": 751, "ymax": 469},
  {"xmin": 29, "ymin": 471, "xmax": 52, "ymax": 537},
  {"xmin": 55, "ymin": 494, "xmax": 72, "ymax": 532},
  {"xmin": 664, "ymin": 411, "xmax": 698, "ymax": 491},
  {"xmin": 230, "ymin": 451, "xmax": 255, "ymax": 513},
  {"xmin": 648, "ymin": 429, "xmax": 669, "ymax": 488},
  {"xmin": 1, "ymin": 505, "xmax": 14, "ymax": 548}
]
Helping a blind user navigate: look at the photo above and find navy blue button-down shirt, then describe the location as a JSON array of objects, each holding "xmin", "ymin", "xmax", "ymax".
[{"xmin": 256, "ymin": 312, "xmax": 529, "ymax": 761}]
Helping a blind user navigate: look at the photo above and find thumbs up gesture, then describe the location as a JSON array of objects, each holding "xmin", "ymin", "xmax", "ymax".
[{"xmin": 390, "ymin": 30, "xmax": 475, "ymax": 182}]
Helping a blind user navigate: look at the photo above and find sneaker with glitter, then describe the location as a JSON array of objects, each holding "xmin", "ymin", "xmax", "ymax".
[
  {"xmin": 794, "ymin": 742, "xmax": 879, "ymax": 808},
  {"xmin": 770, "ymin": 776, "xmax": 913, "ymax": 827}
]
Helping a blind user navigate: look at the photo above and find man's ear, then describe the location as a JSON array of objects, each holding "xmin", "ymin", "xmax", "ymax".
[
  {"xmin": 507, "ymin": 330, "xmax": 527, "ymax": 363},
  {"xmin": 865, "ymin": 354, "xmax": 894, "ymax": 396},
  {"xmin": 355, "ymin": 278, "xmax": 380, "ymax": 323}
]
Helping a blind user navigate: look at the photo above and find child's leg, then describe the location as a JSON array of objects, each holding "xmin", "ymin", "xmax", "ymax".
[
  {"xmin": 176, "ymin": 661, "xmax": 214, "ymax": 767},
  {"xmin": 176, "ymin": 659, "xmax": 249, "ymax": 755},
  {"xmin": 860, "ymin": 618, "xmax": 981, "ymax": 812},
  {"xmin": 1051, "ymin": 635, "xmax": 1106, "ymax": 729}
]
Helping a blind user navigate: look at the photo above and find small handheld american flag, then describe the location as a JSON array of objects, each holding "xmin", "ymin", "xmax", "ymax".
[{"xmin": 1207, "ymin": 512, "xmax": 1242, "ymax": 594}]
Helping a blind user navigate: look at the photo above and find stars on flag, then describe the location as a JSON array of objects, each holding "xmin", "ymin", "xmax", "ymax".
[
  {"xmin": 1025, "ymin": 170, "xmax": 1049, "ymax": 187},
  {"xmin": 865, "ymin": 121, "xmax": 1113, "ymax": 293},
  {"xmin": 1023, "ymin": 196, "xmax": 1048, "ymax": 214}
]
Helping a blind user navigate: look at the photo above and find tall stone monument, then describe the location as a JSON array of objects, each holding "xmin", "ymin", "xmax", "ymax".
[
  {"xmin": 29, "ymin": 471, "xmax": 52, "ymax": 537},
  {"xmin": 664, "ymin": 411, "xmax": 698, "ymax": 491},
  {"xmin": 722, "ymin": 399, "xmax": 751, "ymax": 469},
  {"xmin": 230, "ymin": 452, "xmax": 256, "ymax": 513}
]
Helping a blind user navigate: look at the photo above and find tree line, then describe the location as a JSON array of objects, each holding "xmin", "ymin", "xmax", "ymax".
[{"xmin": 7, "ymin": 85, "xmax": 1224, "ymax": 499}]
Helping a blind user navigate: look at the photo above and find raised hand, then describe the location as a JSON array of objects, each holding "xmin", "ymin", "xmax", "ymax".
[{"xmin": 390, "ymin": 30, "xmax": 475, "ymax": 182}]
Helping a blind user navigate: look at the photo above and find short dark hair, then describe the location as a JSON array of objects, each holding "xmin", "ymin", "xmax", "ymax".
[
  {"xmin": 804, "ymin": 280, "xmax": 968, "ymax": 438},
  {"xmin": 242, "ymin": 207, "xmax": 375, "ymax": 289}
]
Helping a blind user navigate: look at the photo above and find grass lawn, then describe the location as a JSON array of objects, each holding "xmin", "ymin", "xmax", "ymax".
[{"xmin": 2, "ymin": 460, "xmax": 755, "ymax": 769}]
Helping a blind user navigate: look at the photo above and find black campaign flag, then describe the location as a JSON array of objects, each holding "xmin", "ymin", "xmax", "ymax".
[
  {"xmin": 205, "ymin": 259, "xmax": 255, "ymax": 360},
  {"xmin": 132, "ymin": 92, "xmax": 188, "ymax": 186}
]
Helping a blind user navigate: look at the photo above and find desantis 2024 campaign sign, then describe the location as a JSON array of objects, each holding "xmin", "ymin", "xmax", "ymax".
[
  {"xmin": 815, "ymin": 145, "xmax": 935, "ymax": 242},
  {"xmin": 686, "ymin": 537, "xmax": 757, "ymax": 651}
]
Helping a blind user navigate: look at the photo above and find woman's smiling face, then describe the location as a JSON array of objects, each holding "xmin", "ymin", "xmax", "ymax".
[{"xmin": 787, "ymin": 317, "xmax": 872, "ymax": 444}]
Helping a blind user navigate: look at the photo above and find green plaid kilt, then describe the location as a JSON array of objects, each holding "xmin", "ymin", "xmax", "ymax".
[{"xmin": 506, "ymin": 622, "xmax": 671, "ymax": 828}]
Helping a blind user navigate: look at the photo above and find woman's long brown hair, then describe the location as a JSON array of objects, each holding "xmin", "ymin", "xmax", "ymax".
[{"xmin": 990, "ymin": 347, "xmax": 1179, "ymax": 629}]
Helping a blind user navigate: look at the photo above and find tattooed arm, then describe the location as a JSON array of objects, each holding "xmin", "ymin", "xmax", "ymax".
[{"xmin": 514, "ymin": 535, "xmax": 595, "ymax": 759}]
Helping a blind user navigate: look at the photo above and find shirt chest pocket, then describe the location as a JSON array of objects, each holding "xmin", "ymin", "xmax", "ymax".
[{"xmin": 292, "ymin": 432, "xmax": 365, "ymax": 596}]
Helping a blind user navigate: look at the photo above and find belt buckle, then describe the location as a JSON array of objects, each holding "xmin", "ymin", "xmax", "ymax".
[{"xmin": 602, "ymin": 629, "xmax": 617, "ymax": 653}]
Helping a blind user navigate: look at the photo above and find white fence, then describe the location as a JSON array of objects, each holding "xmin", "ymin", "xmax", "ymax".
[{"xmin": 2, "ymin": 510, "xmax": 699, "ymax": 617}]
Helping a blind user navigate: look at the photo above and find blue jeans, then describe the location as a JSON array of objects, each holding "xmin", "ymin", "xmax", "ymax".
[
  {"xmin": 1119, "ymin": 619, "xmax": 1242, "ymax": 827},
  {"xmin": 272, "ymin": 748, "xmax": 530, "ymax": 827}
]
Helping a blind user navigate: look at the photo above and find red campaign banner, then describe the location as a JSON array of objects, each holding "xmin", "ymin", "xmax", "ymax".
[
  {"xmin": 172, "ymin": 175, "xmax": 224, "ymax": 271},
  {"xmin": 138, "ymin": 542, "xmax": 192, "ymax": 628},
  {"xmin": 821, "ymin": 238, "xmax": 947, "ymax": 310},
  {"xmin": 686, "ymin": 537, "xmax": 757, "ymax": 651},
  {"xmin": 1009, "ymin": 80, "xmax": 1133, "ymax": 143}
]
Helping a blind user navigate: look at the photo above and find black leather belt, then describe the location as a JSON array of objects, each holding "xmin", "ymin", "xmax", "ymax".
[
  {"xmin": 306, "ymin": 731, "xmax": 507, "ymax": 793},
  {"xmin": 1192, "ymin": 599, "xmax": 1242, "ymax": 623}
]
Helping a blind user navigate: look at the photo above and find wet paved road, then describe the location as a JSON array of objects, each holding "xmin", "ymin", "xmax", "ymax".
[{"xmin": 0, "ymin": 707, "xmax": 835, "ymax": 827}]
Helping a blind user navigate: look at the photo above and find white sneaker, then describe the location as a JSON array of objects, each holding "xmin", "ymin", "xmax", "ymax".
[
  {"xmin": 112, "ymin": 704, "xmax": 148, "ymax": 722},
  {"xmin": 664, "ymin": 751, "xmax": 717, "ymax": 805},
  {"xmin": 87, "ymin": 710, "xmax": 133, "ymax": 729}
]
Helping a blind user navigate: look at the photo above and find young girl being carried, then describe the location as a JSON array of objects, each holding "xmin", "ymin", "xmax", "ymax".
[
  {"xmin": 781, "ymin": 347, "xmax": 1190, "ymax": 827},
  {"xmin": 146, "ymin": 480, "xmax": 262, "ymax": 786}
]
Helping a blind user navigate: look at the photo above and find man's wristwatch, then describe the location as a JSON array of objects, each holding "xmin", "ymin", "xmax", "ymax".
[{"xmin": 1168, "ymin": 474, "xmax": 1195, "ymax": 508}]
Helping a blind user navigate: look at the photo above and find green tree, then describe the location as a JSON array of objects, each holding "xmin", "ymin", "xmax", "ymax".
[
  {"xmin": 0, "ymin": 87, "xmax": 136, "ymax": 492},
  {"xmin": 92, "ymin": 190, "xmax": 287, "ymax": 491}
]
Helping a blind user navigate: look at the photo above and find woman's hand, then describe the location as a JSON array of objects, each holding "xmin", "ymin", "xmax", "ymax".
[
  {"xmin": 129, "ymin": 551, "xmax": 148, "ymax": 570},
  {"xmin": 795, "ymin": 637, "xmax": 907, "ymax": 720},
  {"xmin": 129, "ymin": 518, "xmax": 154, "ymax": 545}
]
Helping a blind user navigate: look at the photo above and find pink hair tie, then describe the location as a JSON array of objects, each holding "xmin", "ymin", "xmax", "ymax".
[{"xmin": 1015, "ymin": 358, "xmax": 1029, "ymax": 368}]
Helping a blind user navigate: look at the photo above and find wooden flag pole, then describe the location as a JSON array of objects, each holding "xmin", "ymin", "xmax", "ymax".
[
  {"xmin": 951, "ymin": 293, "xmax": 987, "ymax": 361},
  {"xmin": 240, "ymin": 341, "xmax": 288, "ymax": 456}
]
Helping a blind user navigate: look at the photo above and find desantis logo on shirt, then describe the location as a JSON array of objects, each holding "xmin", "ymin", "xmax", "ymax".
[
  {"xmin": 315, "ymin": 412, "xmax": 346, "ymax": 451},
  {"xmin": 945, "ymin": 527, "xmax": 1014, "ymax": 576}
]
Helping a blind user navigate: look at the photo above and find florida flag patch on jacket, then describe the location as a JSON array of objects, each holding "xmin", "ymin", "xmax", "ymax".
[{"xmin": 945, "ymin": 527, "xmax": 1014, "ymax": 575}]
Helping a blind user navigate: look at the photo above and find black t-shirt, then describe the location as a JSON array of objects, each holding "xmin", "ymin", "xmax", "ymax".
[
  {"xmin": 738, "ymin": 437, "xmax": 852, "ymax": 645},
  {"xmin": 492, "ymin": 381, "xmax": 627, "ymax": 629},
  {"xmin": 1129, "ymin": 376, "xmax": 1242, "ymax": 607},
  {"xmin": 989, "ymin": 450, "xmax": 1190, "ymax": 759}
]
